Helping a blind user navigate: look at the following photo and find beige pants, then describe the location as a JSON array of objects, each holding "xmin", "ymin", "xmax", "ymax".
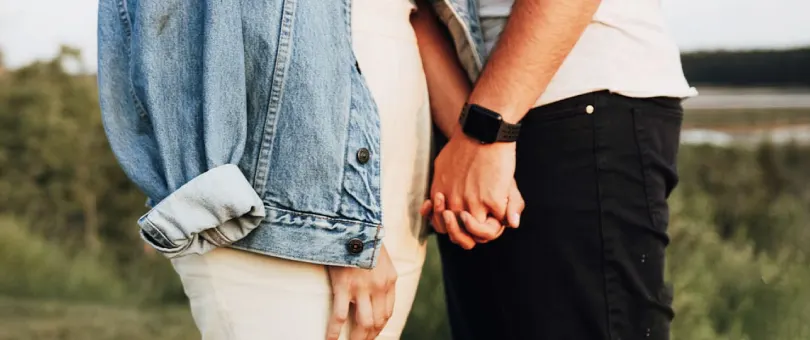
[{"xmin": 171, "ymin": 0, "xmax": 430, "ymax": 339}]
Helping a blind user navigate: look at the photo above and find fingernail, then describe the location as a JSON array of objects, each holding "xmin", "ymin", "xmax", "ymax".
[{"xmin": 511, "ymin": 213, "xmax": 521, "ymax": 228}]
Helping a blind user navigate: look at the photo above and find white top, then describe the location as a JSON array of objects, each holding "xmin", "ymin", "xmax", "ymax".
[{"xmin": 479, "ymin": 0, "xmax": 698, "ymax": 107}]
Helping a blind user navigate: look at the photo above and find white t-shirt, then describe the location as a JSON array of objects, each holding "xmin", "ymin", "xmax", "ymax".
[{"xmin": 479, "ymin": 0, "xmax": 697, "ymax": 106}]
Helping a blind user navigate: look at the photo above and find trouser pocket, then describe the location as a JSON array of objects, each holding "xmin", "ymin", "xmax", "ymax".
[{"xmin": 594, "ymin": 94, "xmax": 682, "ymax": 340}]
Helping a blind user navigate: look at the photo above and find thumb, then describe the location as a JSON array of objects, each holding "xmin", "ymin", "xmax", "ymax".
[
  {"xmin": 419, "ymin": 200, "xmax": 432, "ymax": 217},
  {"xmin": 506, "ymin": 181, "xmax": 524, "ymax": 228}
]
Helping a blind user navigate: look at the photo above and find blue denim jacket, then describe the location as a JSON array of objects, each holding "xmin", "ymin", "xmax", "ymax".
[{"xmin": 98, "ymin": 0, "xmax": 485, "ymax": 269}]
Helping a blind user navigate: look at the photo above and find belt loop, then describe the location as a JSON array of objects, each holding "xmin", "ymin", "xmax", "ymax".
[
  {"xmin": 588, "ymin": 91, "xmax": 603, "ymax": 113},
  {"xmin": 594, "ymin": 90, "xmax": 607, "ymax": 107}
]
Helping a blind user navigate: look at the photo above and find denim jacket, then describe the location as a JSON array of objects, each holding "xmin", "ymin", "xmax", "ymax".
[{"xmin": 97, "ymin": 0, "xmax": 485, "ymax": 269}]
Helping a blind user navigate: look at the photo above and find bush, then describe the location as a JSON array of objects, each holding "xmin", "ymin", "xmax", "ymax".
[{"xmin": 0, "ymin": 217, "xmax": 127, "ymax": 302}]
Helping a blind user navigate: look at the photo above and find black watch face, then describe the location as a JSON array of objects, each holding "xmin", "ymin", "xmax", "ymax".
[{"xmin": 463, "ymin": 105, "xmax": 502, "ymax": 144}]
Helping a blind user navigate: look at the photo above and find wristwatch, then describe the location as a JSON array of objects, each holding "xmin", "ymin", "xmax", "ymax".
[{"xmin": 458, "ymin": 103, "xmax": 521, "ymax": 144}]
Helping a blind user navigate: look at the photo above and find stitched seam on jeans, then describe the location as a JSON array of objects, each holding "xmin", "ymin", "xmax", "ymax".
[
  {"xmin": 523, "ymin": 106, "xmax": 586, "ymax": 124},
  {"xmin": 141, "ymin": 216, "xmax": 177, "ymax": 248},
  {"xmin": 251, "ymin": 0, "xmax": 298, "ymax": 193},
  {"xmin": 637, "ymin": 98, "xmax": 684, "ymax": 117},
  {"xmin": 591, "ymin": 109, "xmax": 614, "ymax": 340},
  {"xmin": 268, "ymin": 205, "xmax": 380, "ymax": 227},
  {"xmin": 631, "ymin": 108, "xmax": 662, "ymax": 235},
  {"xmin": 213, "ymin": 226, "xmax": 233, "ymax": 245},
  {"xmin": 201, "ymin": 228, "xmax": 229, "ymax": 247},
  {"xmin": 632, "ymin": 107, "xmax": 674, "ymax": 335}
]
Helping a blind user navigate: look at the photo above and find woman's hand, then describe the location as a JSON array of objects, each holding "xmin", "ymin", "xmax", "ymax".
[{"xmin": 326, "ymin": 244, "xmax": 398, "ymax": 340}]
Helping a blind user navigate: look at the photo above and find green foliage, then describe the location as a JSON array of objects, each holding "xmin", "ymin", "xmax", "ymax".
[
  {"xmin": 0, "ymin": 217, "xmax": 126, "ymax": 302},
  {"xmin": 0, "ymin": 48, "xmax": 186, "ymax": 307},
  {"xmin": 667, "ymin": 191, "xmax": 810, "ymax": 340},
  {"xmin": 0, "ymin": 47, "xmax": 146, "ymax": 257},
  {"xmin": 682, "ymin": 48, "xmax": 810, "ymax": 86},
  {"xmin": 0, "ymin": 297, "xmax": 196, "ymax": 340},
  {"xmin": 668, "ymin": 143, "xmax": 810, "ymax": 340}
]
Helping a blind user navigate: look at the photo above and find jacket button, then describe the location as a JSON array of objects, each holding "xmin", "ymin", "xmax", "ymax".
[
  {"xmin": 347, "ymin": 238, "xmax": 364, "ymax": 254},
  {"xmin": 356, "ymin": 148, "xmax": 370, "ymax": 164}
]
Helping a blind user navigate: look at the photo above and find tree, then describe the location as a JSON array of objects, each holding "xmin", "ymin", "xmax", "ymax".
[
  {"xmin": 0, "ymin": 46, "xmax": 144, "ymax": 254},
  {"xmin": 0, "ymin": 50, "xmax": 5, "ymax": 76}
]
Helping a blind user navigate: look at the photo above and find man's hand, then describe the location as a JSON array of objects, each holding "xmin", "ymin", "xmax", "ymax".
[
  {"xmin": 427, "ymin": 128, "xmax": 523, "ymax": 248},
  {"xmin": 326, "ymin": 245, "xmax": 398, "ymax": 340},
  {"xmin": 421, "ymin": 180, "xmax": 524, "ymax": 249}
]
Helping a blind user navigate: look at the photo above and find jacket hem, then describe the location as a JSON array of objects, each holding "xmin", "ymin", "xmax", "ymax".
[{"xmin": 231, "ymin": 206, "xmax": 385, "ymax": 269}]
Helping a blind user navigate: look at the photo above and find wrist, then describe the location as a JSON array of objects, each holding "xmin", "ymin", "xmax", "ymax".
[
  {"xmin": 449, "ymin": 125, "xmax": 464, "ymax": 140},
  {"xmin": 451, "ymin": 125, "xmax": 516, "ymax": 151},
  {"xmin": 434, "ymin": 98, "xmax": 468, "ymax": 139}
]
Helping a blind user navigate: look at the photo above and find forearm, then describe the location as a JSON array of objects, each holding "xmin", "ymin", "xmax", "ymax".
[
  {"xmin": 411, "ymin": 0, "xmax": 472, "ymax": 138},
  {"xmin": 468, "ymin": 0, "xmax": 601, "ymax": 124}
]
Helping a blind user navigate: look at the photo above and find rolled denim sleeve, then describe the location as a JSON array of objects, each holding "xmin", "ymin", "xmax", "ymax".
[
  {"xmin": 98, "ymin": 0, "xmax": 265, "ymax": 258},
  {"xmin": 138, "ymin": 164, "xmax": 265, "ymax": 257}
]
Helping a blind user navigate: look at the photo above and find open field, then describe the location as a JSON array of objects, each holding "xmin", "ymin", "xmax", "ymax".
[
  {"xmin": 680, "ymin": 88, "xmax": 810, "ymax": 145},
  {"xmin": 684, "ymin": 108, "xmax": 810, "ymax": 130},
  {"xmin": 0, "ymin": 297, "xmax": 197, "ymax": 340},
  {"xmin": 684, "ymin": 87, "xmax": 810, "ymax": 110},
  {"xmin": 682, "ymin": 109, "xmax": 810, "ymax": 146}
]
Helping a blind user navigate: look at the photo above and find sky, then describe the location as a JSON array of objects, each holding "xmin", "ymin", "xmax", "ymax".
[{"xmin": 1, "ymin": 0, "xmax": 809, "ymax": 70}]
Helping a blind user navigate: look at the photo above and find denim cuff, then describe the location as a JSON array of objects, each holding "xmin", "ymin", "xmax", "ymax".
[{"xmin": 138, "ymin": 164, "xmax": 266, "ymax": 258}]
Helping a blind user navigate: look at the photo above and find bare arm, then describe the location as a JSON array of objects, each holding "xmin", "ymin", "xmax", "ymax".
[
  {"xmin": 426, "ymin": 0, "xmax": 601, "ymax": 248},
  {"xmin": 411, "ymin": 0, "xmax": 471, "ymax": 138},
  {"xmin": 468, "ymin": 0, "xmax": 601, "ymax": 124}
]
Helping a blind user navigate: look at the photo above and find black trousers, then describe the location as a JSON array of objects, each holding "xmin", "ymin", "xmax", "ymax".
[{"xmin": 438, "ymin": 91, "xmax": 683, "ymax": 340}]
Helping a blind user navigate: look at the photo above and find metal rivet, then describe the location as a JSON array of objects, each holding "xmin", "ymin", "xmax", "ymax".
[
  {"xmin": 356, "ymin": 148, "xmax": 370, "ymax": 164},
  {"xmin": 347, "ymin": 238, "xmax": 364, "ymax": 254},
  {"xmin": 585, "ymin": 105, "xmax": 595, "ymax": 114}
]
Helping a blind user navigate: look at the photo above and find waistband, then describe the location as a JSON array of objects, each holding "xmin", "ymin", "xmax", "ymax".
[{"xmin": 523, "ymin": 91, "xmax": 683, "ymax": 123}]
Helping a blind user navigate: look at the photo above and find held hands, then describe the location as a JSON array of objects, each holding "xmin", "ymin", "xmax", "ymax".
[
  {"xmin": 421, "ymin": 129, "xmax": 525, "ymax": 249},
  {"xmin": 326, "ymin": 245, "xmax": 398, "ymax": 340}
]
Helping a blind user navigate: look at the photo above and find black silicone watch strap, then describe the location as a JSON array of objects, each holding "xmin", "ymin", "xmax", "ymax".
[
  {"xmin": 496, "ymin": 121, "xmax": 521, "ymax": 142},
  {"xmin": 459, "ymin": 103, "xmax": 521, "ymax": 143}
]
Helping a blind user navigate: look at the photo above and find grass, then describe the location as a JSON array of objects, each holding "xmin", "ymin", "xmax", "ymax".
[
  {"xmin": 0, "ymin": 238, "xmax": 452, "ymax": 340},
  {"xmin": 0, "ymin": 297, "xmax": 197, "ymax": 340},
  {"xmin": 0, "ymin": 217, "xmax": 127, "ymax": 302}
]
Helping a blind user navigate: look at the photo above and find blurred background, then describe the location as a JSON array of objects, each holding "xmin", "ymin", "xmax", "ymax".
[{"xmin": 1, "ymin": 1, "xmax": 809, "ymax": 339}]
